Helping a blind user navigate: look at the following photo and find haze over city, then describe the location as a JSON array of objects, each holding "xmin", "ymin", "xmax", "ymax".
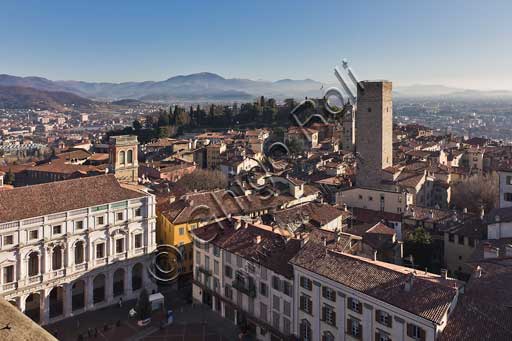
[{"xmin": 1, "ymin": 0, "xmax": 512, "ymax": 90}]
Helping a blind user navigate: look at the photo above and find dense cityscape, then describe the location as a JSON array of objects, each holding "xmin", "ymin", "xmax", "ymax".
[{"xmin": 1, "ymin": 1, "xmax": 511, "ymax": 341}]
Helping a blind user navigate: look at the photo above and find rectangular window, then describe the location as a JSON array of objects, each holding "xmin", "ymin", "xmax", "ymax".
[
  {"xmin": 376, "ymin": 310, "xmax": 392, "ymax": 327},
  {"xmin": 260, "ymin": 282, "xmax": 268, "ymax": 296},
  {"xmin": 449, "ymin": 233, "xmax": 455, "ymax": 242},
  {"xmin": 236, "ymin": 255, "xmax": 242, "ymax": 267},
  {"xmin": 283, "ymin": 300, "xmax": 291, "ymax": 317},
  {"xmin": 224, "ymin": 285, "xmax": 233, "ymax": 299},
  {"xmin": 52, "ymin": 225, "xmax": 62, "ymax": 234},
  {"xmin": 97, "ymin": 216, "xmax": 105, "ymax": 225},
  {"xmin": 322, "ymin": 286, "xmax": 336, "ymax": 302},
  {"xmin": 299, "ymin": 294, "xmax": 312, "ymax": 314},
  {"xmin": 260, "ymin": 302, "xmax": 268, "ymax": 321},
  {"xmin": 3, "ymin": 235, "xmax": 13, "ymax": 246},
  {"xmin": 407, "ymin": 323, "xmax": 425, "ymax": 340},
  {"xmin": 322, "ymin": 304, "xmax": 336, "ymax": 326},
  {"xmin": 134, "ymin": 233, "xmax": 143, "ymax": 248},
  {"xmin": 225, "ymin": 252, "xmax": 231, "ymax": 264},
  {"xmin": 272, "ymin": 295, "xmax": 280, "ymax": 311},
  {"xmin": 283, "ymin": 317, "xmax": 291, "ymax": 335},
  {"xmin": 348, "ymin": 318, "xmax": 362, "ymax": 338},
  {"xmin": 272, "ymin": 312, "xmax": 280, "ymax": 329},
  {"xmin": 272, "ymin": 276, "xmax": 281, "ymax": 291},
  {"xmin": 205, "ymin": 255, "xmax": 210, "ymax": 271},
  {"xmin": 214, "ymin": 260, "xmax": 219, "ymax": 275},
  {"xmin": 116, "ymin": 212, "xmax": 124, "ymax": 221},
  {"xmin": 75, "ymin": 221, "xmax": 84, "ymax": 230},
  {"xmin": 3, "ymin": 265, "xmax": 14, "ymax": 283},
  {"xmin": 283, "ymin": 281, "xmax": 292, "ymax": 296},
  {"xmin": 196, "ymin": 251, "xmax": 201, "ymax": 265},
  {"xmin": 348, "ymin": 297, "xmax": 363, "ymax": 314},
  {"xmin": 225, "ymin": 265, "xmax": 233, "ymax": 278},
  {"xmin": 458, "ymin": 235, "xmax": 465, "ymax": 245},
  {"xmin": 506, "ymin": 176, "xmax": 512, "ymax": 185},
  {"xmin": 135, "ymin": 208, "xmax": 142, "ymax": 216},
  {"xmin": 505, "ymin": 193, "xmax": 512, "ymax": 202},
  {"xmin": 115, "ymin": 238, "xmax": 124, "ymax": 253},
  {"xmin": 213, "ymin": 245, "xmax": 220, "ymax": 257},
  {"xmin": 29, "ymin": 230, "xmax": 38, "ymax": 240},
  {"xmin": 179, "ymin": 227, "xmax": 185, "ymax": 236},
  {"xmin": 300, "ymin": 276, "xmax": 313, "ymax": 290},
  {"xmin": 96, "ymin": 243, "xmax": 105, "ymax": 258}
]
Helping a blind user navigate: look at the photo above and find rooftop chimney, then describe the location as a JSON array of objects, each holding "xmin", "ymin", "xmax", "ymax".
[
  {"xmin": 441, "ymin": 269, "xmax": 448, "ymax": 280},
  {"xmin": 373, "ymin": 250, "xmax": 378, "ymax": 261}
]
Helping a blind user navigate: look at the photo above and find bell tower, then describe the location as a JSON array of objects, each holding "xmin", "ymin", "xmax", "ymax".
[{"xmin": 109, "ymin": 135, "xmax": 139, "ymax": 184}]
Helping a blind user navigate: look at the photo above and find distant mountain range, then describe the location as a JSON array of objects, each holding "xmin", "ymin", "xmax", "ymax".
[
  {"xmin": 0, "ymin": 85, "xmax": 93, "ymax": 111},
  {"xmin": 1, "ymin": 73, "xmax": 511, "ymax": 107},
  {"xmin": 0, "ymin": 72, "xmax": 324, "ymax": 103}
]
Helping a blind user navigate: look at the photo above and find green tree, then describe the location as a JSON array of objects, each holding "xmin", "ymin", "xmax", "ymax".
[
  {"xmin": 404, "ymin": 227, "xmax": 435, "ymax": 272},
  {"xmin": 133, "ymin": 120, "xmax": 142, "ymax": 132}
]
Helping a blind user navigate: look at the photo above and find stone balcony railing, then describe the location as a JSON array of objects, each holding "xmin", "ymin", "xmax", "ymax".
[
  {"xmin": 2, "ymin": 282, "xmax": 16, "ymax": 292},
  {"xmin": 75, "ymin": 263, "xmax": 87, "ymax": 272}
]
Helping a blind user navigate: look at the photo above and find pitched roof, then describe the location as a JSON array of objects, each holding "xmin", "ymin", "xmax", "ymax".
[
  {"xmin": 290, "ymin": 230, "xmax": 459, "ymax": 324},
  {"xmin": 0, "ymin": 175, "xmax": 145, "ymax": 223},
  {"xmin": 440, "ymin": 259, "xmax": 512, "ymax": 341},
  {"xmin": 192, "ymin": 219, "xmax": 302, "ymax": 278}
]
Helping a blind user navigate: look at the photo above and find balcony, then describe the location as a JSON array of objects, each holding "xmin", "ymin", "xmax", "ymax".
[
  {"xmin": 2, "ymin": 282, "xmax": 16, "ymax": 292},
  {"xmin": 51, "ymin": 269, "xmax": 65, "ymax": 278},
  {"xmin": 96, "ymin": 258, "xmax": 107, "ymax": 266},
  {"xmin": 232, "ymin": 278, "xmax": 257, "ymax": 298},
  {"xmin": 75, "ymin": 263, "xmax": 87, "ymax": 272},
  {"xmin": 28, "ymin": 275, "xmax": 42, "ymax": 285},
  {"xmin": 197, "ymin": 266, "xmax": 212, "ymax": 277}
]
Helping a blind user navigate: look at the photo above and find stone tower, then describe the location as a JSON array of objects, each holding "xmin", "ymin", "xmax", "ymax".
[
  {"xmin": 355, "ymin": 81, "xmax": 393, "ymax": 187},
  {"xmin": 109, "ymin": 135, "xmax": 139, "ymax": 184}
]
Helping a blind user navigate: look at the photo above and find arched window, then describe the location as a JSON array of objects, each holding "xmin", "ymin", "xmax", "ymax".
[
  {"xmin": 127, "ymin": 149, "xmax": 133, "ymax": 164},
  {"xmin": 322, "ymin": 331, "xmax": 335, "ymax": 341},
  {"xmin": 28, "ymin": 252, "xmax": 39, "ymax": 276},
  {"xmin": 52, "ymin": 246, "xmax": 63, "ymax": 270},
  {"xmin": 119, "ymin": 151, "xmax": 125, "ymax": 164},
  {"xmin": 74, "ymin": 241, "xmax": 84, "ymax": 264},
  {"xmin": 300, "ymin": 319, "xmax": 312, "ymax": 341}
]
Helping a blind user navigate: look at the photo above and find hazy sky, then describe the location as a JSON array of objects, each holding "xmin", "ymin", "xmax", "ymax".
[{"xmin": 1, "ymin": 0, "xmax": 511, "ymax": 89}]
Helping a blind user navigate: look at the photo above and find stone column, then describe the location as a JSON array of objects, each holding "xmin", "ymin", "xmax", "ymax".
[
  {"xmin": 124, "ymin": 265, "xmax": 133, "ymax": 298},
  {"xmin": 106, "ymin": 270, "xmax": 114, "ymax": 304},
  {"xmin": 85, "ymin": 277, "xmax": 94, "ymax": 310},
  {"xmin": 63, "ymin": 283, "xmax": 73, "ymax": 317},
  {"xmin": 18, "ymin": 295, "xmax": 26, "ymax": 312},
  {"xmin": 40, "ymin": 289, "xmax": 50, "ymax": 325}
]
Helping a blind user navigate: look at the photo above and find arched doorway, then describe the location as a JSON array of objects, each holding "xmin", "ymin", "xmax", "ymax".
[
  {"xmin": 25, "ymin": 293, "xmax": 41, "ymax": 322},
  {"xmin": 52, "ymin": 246, "xmax": 63, "ymax": 270},
  {"xmin": 93, "ymin": 274, "xmax": 106, "ymax": 304},
  {"xmin": 72, "ymin": 280, "xmax": 85, "ymax": 311},
  {"xmin": 132, "ymin": 263, "xmax": 143, "ymax": 291},
  {"xmin": 49, "ymin": 286, "xmax": 64, "ymax": 318},
  {"xmin": 113, "ymin": 268, "xmax": 125, "ymax": 297},
  {"xmin": 28, "ymin": 252, "xmax": 39, "ymax": 277}
]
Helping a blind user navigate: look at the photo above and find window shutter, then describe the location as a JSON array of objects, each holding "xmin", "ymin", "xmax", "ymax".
[
  {"xmin": 375, "ymin": 332, "xmax": 380, "ymax": 341},
  {"xmin": 300, "ymin": 296, "xmax": 305, "ymax": 310},
  {"xmin": 358, "ymin": 302, "xmax": 363, "ymax": 314},
  {"xmin": 332, "ymin": 310, "xmax": 336, "ymax": 326},
  {"xmin": 375, "ymin": 309, "xmax": 380, "ymax": 321},
  {"xmin": 321, "ymin": 306, "xmax": 326, "ymax": 321},
  {"xmin": 346, "ymin": 319, "xmax": 351, "ymax": 334},
  {"xmin": 388, "ymin": 315, "xmax": 393, "ymax": 328},
  {"xmin": 358, "ymin": 322, "xmax": 363, "ymax": 339},
  {"xmin": 407, "ymin": 324, "xmax": 413, "ymax": 337},
  {"xmin": 420, "ymin": 327, "xmax": 426, "ymax": 341},
  {"xmin": 347, "ymin": 297, "xmax": 352, "ymax": 309}
]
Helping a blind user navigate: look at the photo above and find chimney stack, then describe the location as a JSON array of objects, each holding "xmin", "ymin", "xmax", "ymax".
[
  {"xmin": 475, "ymin": 265, "xmax": 482, "ymax": 279},
  {"xmin": 373, "ymin": 250, "xmax": 378, "ymax": 261},
  {"xmin": 441, "ymin": 269, "xmax": 448, "ymax": 280}
]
